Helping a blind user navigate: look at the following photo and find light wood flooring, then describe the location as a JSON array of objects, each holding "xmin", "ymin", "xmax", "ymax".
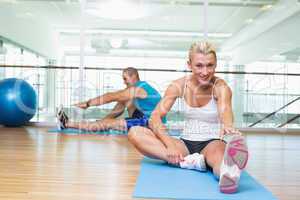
[{"xmin": 0, "ymin": 126, "xmax": 299, "ymax": 200}]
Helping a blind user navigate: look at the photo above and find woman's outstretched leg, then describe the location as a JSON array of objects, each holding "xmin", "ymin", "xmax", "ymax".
[{"xmin": 201, "ymin": 135, "xmax": 248, "ymax": 193}]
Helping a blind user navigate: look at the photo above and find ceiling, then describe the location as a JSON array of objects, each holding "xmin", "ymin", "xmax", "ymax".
[{"xmin": 0, "ymin": 0, "xmax": 299, "ymax": 64}]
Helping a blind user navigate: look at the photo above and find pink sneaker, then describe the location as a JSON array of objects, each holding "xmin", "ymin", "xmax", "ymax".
[{"xmin": 219, "ymin": 134, "xmax": 249, "ymax": 194}]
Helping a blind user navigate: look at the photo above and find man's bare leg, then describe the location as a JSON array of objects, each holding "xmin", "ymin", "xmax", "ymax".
[{"xmin": 66, "ymin": 118, "xmax": 127, "ymax": 131}]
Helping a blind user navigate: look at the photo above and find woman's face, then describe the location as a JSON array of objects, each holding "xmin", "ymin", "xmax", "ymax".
[{"xmin": 188, "ymin": 52, "xmax": 217, "ymax": 86}]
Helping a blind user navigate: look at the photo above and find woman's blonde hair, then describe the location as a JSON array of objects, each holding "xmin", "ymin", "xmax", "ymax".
[{"xmin": 188, "ymin": 41, "xmax": 217, "ymax": 62}]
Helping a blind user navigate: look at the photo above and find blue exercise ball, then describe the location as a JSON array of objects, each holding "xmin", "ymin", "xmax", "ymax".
[{"xmin": 0, "ymin": 78, "xmax": 37, "ymax": 126}]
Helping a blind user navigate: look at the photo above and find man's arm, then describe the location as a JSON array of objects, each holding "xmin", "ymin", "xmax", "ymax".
[
  {"xmin": 103, "ymin": 102, "xmax": 125, "ymax": 119},
  {"xmin": 87, "ymin": 88, "xmax": 133, "ymax": 106},
  {"xmin": 75, "ymin": 86, "xmax": 146, "ymax": 109}
]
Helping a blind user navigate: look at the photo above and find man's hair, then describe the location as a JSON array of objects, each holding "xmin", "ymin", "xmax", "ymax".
[
  {"xmin": 123, "ymin": 67, "xmax": 140, "ymax": 80},
  {"xmin": 188, "ymin": 41, "xmax": 217, "ymax": 61}
]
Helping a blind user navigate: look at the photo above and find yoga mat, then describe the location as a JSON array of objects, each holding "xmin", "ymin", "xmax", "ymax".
[
  {"xmin": 48, "ymin": 128, "xmax": 181, "ymax": 136},
  {"xmin": 48, "ymin": 128, "xmax": 126, "ymax": 135},
  {"xmin": 133, "ymin": 158, "xmax": 278, "ymax": 200}
]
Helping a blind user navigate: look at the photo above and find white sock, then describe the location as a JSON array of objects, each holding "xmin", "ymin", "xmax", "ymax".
[{"xmin": 180, "ymin": 153, "xmax": 207, "ymax": 171}]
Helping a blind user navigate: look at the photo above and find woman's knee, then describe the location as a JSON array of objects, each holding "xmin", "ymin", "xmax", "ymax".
[
  {"xmin": 203, "ymin": 142, "xmax": 225, "ymax": 168},
  {"xmin": 128, "ymin": 126, "xmax": 146, "ymax": 143},
  {"xmin": 212, "ymin": 148, "xmax": 225, "ymax": 165}
]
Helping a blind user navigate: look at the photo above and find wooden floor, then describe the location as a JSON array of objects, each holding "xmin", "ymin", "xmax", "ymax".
[{"xmin": 0, "ymin": 126, "xmax": 299, "ymax": 200}]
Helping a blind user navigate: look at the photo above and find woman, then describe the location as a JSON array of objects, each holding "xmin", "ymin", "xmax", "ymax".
[{"xmin": 128, "ymin": 41, "xmax": 248, "ymax": 194}]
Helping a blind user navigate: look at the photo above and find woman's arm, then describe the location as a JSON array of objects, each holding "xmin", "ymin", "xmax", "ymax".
[
  {"xmin": 149, "ymin": 80, "xmax": 182, "ymax": 144},
  {"xmin": 149, "ymin": 80, "xmax": 184, "ymax": 164},
  {"xmin": 214, "ymin": 80, "xmax": 240, "ymax": 137}
]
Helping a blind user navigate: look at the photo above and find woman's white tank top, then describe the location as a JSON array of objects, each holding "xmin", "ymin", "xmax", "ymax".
[{"xmin": 180, "ymin": 76, "xmax": 221, "ymax": 141}]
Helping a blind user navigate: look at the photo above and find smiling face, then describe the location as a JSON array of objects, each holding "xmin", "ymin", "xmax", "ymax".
[{"xmin": 188, "ymin": 52, "xmax": 217, "ymax": 87}]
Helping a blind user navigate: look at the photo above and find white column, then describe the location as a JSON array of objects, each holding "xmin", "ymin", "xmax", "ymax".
[
  {"xmin": 79, "ymin": 0, "xmax": 87, "ymax": 103},
  {"xmin": 232, "ymin": 64, "xmax": 245, "ymax": 128},
  {"xmin": 203, "ymin": 0, "xmax": 209, "ymax": 39}
]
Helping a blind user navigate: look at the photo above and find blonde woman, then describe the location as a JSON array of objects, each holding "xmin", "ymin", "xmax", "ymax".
[{"xmin": 128, "ymin": 41, "xmax": 248, "ymax": 193}]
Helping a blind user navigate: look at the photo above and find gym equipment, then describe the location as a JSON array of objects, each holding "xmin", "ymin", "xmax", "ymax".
[
  {"xmin": 0, "ymin": 78, "xmax": 37, "ymax": 126},
  {"xmin": 48, "ymin": 128, "xmax": 181, "ymax": 136},
  {"xmin": 133, "ymin": 158, "xmax": 277, "ymax": 200},
  {"xmin": 48, "ymin": 128, "xmax": 126, "ymax": 135}
]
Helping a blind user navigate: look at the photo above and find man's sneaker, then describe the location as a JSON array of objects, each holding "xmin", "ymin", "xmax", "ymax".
[
  {"xmin": 180, "ymin": 153, "xmax": 207, "ymax": 172},
  {"xmin": 219, "ymin": 134, "xmax": 249, "ymax": 193},
  {"xmin": 56, "ymin": 105, "xmax": 69, "ymax": 130}
]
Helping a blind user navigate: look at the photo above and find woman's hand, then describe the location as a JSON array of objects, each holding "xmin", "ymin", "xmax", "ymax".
[
  {"xmin": 166, "ymin": 145, "xmax": 184, "ymax": 165},
  {"xmin": 220, "ymin": 126, "xmax": 242, "ymax": 139}
]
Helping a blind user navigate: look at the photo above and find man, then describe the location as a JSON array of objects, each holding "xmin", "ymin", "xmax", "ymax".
[{"xmin": 57, "ymin": 67, "xmax": 166, "ymax": 131}]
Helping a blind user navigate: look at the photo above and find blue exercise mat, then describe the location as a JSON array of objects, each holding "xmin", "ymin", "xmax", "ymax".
[
  {"xmin": 133, "ymin": 158, "xmax": 278, "ymax": 200},
  {"xmin": 48, "ymin": 128, "xmax": 181, "ymax": 136},
  {"xmin": 48, "ymin": 128, "xmax": 126, "ymax": 135}
]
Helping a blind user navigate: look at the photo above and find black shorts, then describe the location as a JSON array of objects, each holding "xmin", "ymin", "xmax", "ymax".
[
  {"xmin": 181, "ymin": 138, "xmax": 224, "ymax": 154},
  {"xmin": 125, "ymin": 109, "xmax": 144, "ymax": 120},
  {"xmin": 181, "ymin": 138, "xmax": 225, "ymax": 171}
]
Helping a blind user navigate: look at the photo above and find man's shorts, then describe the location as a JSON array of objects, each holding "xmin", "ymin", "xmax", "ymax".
[{"xmin": 125, "ymin": 109, "xmax": 148, "ymax": 130}]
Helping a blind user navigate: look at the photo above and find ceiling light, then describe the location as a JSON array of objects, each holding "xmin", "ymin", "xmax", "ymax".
[
  {"xmin": 1, "ymin": 0, "xmax": 17, "ymax": 4},
  {"xmin": 25, "ymin": 12, "xmax": 33, "ymax": 17},
  {"xmin": 63, "ymin": 46, "xmax": 96, "ymax": 54},
  {"xmin": 16, "ymin": 12, "xmax": 34, "ymax": 19},
  {"xmin": 245, "ymin": 18, "xmax": 254, "ymax": 24},
  {"xmin": 58, "ymin": 29, "xmax": 232, "ymax": 38},
  {"xmin": 261, "ymin": 4, "xmax": 273, "ymax": 11},
  {"xmin": 109, "ymin": 38, "xmax": 123, "ymax": 49},
  {"xmin": 86, "ymin": 0, "xmax": 149, "ymax": 20}
]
